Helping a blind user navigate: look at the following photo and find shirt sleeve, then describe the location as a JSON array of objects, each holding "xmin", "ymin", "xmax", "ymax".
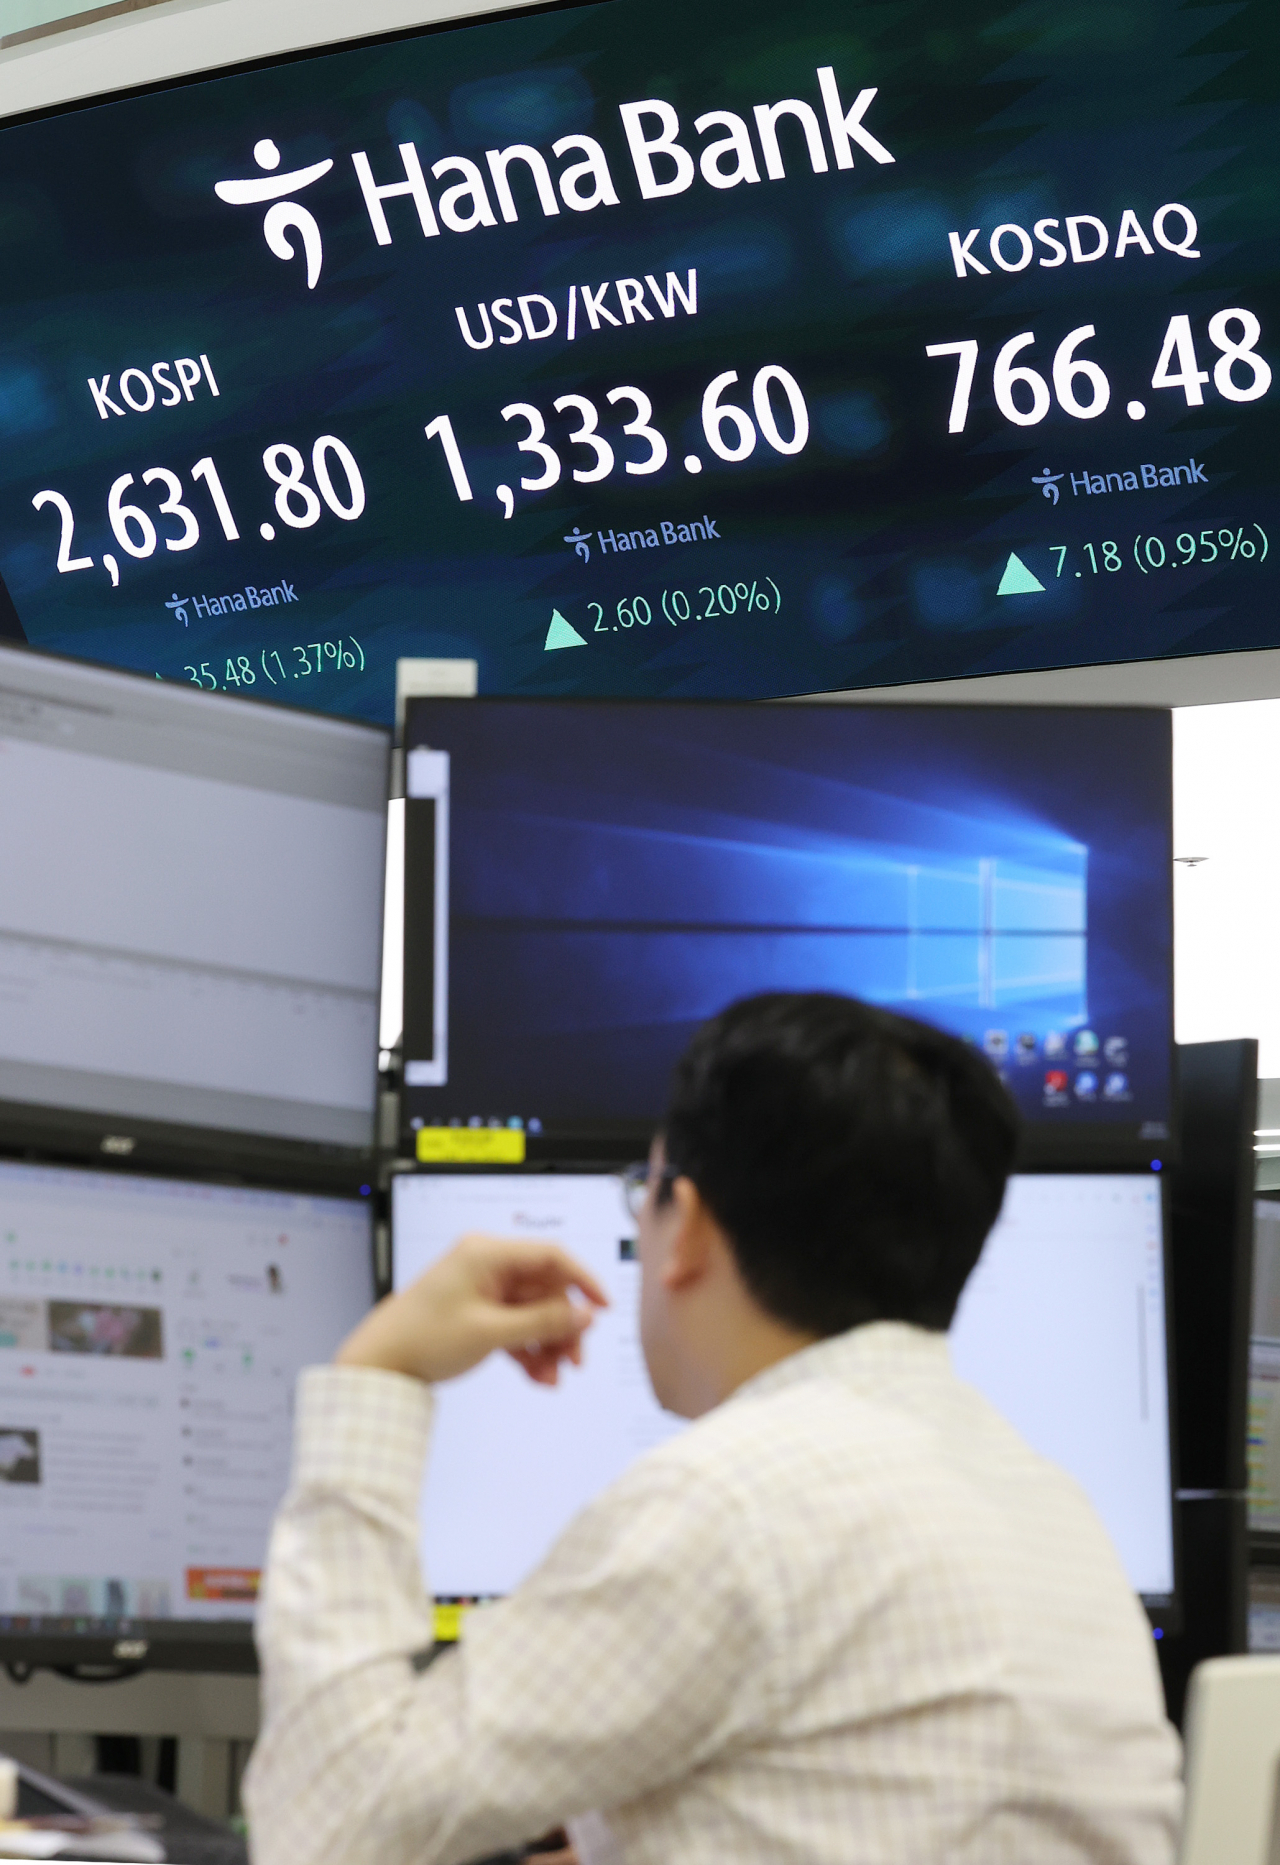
[{"xmin": 243, "ymin": 1364, "xmax": 773, "ymax": 1865}]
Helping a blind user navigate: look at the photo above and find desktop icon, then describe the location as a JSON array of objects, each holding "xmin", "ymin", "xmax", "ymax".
[
  {"xmin": 1044, "ymin": 1069, "xmax": 1070, "ymax": 1098},
  {"xmin": 1074, "ymin": 1030, "xmax": 1100, "ymax": 1058},
  {"xmin": 1015, "ymin": 1033, "xmax": 1038, "ymax": 1062},
  {"xmin": 1074, "ymin": 1070, "xmax": 1099, "ymax": 1099},
  {"xmin": 1103, "ymin": 1071, "xmax": 1131, "ymax": 1100},
  {"xmin": 1043, "ymin": 1031, "xmax": 1067, "ymax": 1058},
  {"xmin": 1104, "ymin": 1036, "xmax": 1130, "ymax": 1066},
  {"xmin": 983, "ymin": 1030, "xmax": 1009, "ymax": 1060}
]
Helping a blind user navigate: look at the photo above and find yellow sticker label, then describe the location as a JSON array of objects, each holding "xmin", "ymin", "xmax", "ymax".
[
  {"xmin": 416, "ymin": 1127, "xmax": 527, "ymax": 1164},
  {"xmin": 434, "ymin": 1602, "xmax": 466, "ymax": 1642}
]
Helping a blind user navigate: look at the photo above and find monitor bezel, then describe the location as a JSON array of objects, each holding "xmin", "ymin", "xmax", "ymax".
[
  {"xmin": 398, "ymin": 694, "xmax": 1177, "ymax": 1172},
  {"xmin": 0, "ymin": 1146, "xmax": 379, "ymax": 1677},
  {"xmin": 1249, "ymin": 1188, "xmax": 1280, "ymax": 1554},
  {"xmin": 389, "ymin": 1158, "xmax": 1180, "ymax": 1632},
  {"xmin": 1148, "ymin": 1161, "xmax": 1181, "ymax": 1633},
  {"xmin": 0, "ymin": 639, "xmax": 390, "ymax": 1190}
]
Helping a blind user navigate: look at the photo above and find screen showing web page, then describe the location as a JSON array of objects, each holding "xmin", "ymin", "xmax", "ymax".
[
  {"xmin": 0, "ymin": 1161, "xmax": 373, "ymax": 1630},
  {"xmin": 0, "ymin": 645, "xmax": 387, "ymax": 1148},
  {"xmin": 951, "ymin": 1172, "xmax": 1173, "ymax": 1601},
  {"xmin": 393, "ymin": 1169, "xmax": 1172, "ymax": 1603},
  {"xmin": 393, "ymin": 1171, "xmax": 681, "ymax": 1599}
]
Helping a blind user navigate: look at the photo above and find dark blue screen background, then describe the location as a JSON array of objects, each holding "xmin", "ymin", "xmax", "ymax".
[
  {"xmin": 402, "ymin": 701, "xmax": 1172, "ymax": 1142},
  {"xmin": 0, "ymin": 0, "xmax": 1274, "ymax": 717}
]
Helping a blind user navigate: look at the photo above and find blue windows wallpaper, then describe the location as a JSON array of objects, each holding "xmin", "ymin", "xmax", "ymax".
[{"xmin": 402, "ymin": 701, "xmax": 1171, "ymax": 1152}]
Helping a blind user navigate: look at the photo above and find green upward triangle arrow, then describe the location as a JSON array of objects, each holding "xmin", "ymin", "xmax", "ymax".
[
  {"xmin": 996, "ymin": 552, "xmax": 1046, "ymax": 596},
  {"xmin": 544, "ymin": 609, "xmax": 588, "ymax": 650}
]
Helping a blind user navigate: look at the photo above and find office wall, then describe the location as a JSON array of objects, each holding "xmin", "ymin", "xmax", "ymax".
[{"xmin": 1175, "ymin": 701, "xmax": 1280, "ymax": 1086}]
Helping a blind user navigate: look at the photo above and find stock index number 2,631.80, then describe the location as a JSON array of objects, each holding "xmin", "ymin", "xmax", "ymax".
[{"xmin": 33, "ymin": 436, "xmax": 367, "ymax": 588}]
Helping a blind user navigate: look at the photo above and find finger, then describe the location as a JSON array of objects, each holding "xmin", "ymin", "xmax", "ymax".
[
  {"xmin": 535, "ymin": 1246, "xmax": 609, "ymax": 1309},
  {"xmin": 490, "ymin": 1243, "xmax": 609, "ymax": 1311},
  {"xmin": 508, "ymin": 1346, "xmax": 563, "ymax": 1386},
  {"xmin": 525, "ymin": 1836, "xmax": 575, "ymax": 1864},
  {"xmin": 485, "ymin": 1293, "xmax": 596, "ymax": 1355},
  {"xmin": 512, "ymin": 1333, "xmax": 585, "ymax": 1378},
  {"xmin": 523, "ymin": 1339, "xmax": 588, "ymax": 1379},
  {"xmin": 508, "ymin": 1327, "xmax": 589, "ymax": 1382}
]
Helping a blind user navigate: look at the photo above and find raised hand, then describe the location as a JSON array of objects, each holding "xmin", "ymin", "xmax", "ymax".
[{"xmin": 334, "ymin": 1233, "xmax": 608, "ymax": 1386}]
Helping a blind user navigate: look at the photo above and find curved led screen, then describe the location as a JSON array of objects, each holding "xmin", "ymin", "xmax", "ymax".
[{"xmin": 0, "ymin": 0, "xmax": 1274, "ymax": 721}]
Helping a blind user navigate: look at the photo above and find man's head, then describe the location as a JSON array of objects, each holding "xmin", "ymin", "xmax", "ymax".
[{"xmin": 636, "ymin": 992, "xmax": 1019, "ymax": 1416}]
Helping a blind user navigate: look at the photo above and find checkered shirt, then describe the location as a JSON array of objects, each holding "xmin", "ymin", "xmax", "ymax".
[{"xmin": 244, "ymin": 1322, "xmax": 1181, "ymax": 1865}]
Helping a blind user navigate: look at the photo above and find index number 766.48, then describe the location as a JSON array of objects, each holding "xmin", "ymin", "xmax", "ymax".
[{"xmin": 927, "ymin": 309, "xmax": 1269, "ymax": 432}]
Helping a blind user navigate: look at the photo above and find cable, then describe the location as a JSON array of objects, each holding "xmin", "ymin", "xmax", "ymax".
[{"xmin": 50, "ymin": 1663, "xmax": 146, "ymax": 1684}]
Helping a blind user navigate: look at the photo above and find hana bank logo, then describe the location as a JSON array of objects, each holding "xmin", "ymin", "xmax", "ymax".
[
  {"xmin": 1031, "ymin": 467, "xmax": 1065, "ymax": 506},
  {"xmin": 215, "ymin": 139, "xmax": 333, "ymax": 289}
]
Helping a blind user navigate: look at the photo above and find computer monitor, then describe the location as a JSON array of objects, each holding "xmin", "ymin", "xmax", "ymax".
[
  {"xmin": 951, "ymin": 1172, "xmax": 1174, "ymax": 1611},
  {"xmin": 0, "ymin": 643, "xmax": 388, "ymax": 1180},
  {"xmin": 400, "ymin": 698, "xmax": 1173, "ymax": 1166},
  {"xmin": 0, "ymin": 1157, "xmax": 375, "ymax": 1672},
  {"xmin": 391, "ymin": 1168, "xmax": 1175, "ymax": 1618},
  {"xmin": 1248, "ymin": 1200, "xmax": 1280, "ymax": 1535}
]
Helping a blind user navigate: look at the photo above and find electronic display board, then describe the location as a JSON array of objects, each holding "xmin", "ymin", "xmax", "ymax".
[{"xmin": 0, "ymin": 0, "xmax": 1273, "ymax": 723}]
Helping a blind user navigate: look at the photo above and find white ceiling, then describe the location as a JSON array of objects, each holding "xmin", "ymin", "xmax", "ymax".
[
  {"xmin": 0, "ymin": 0, "xmax": 529, "ymax": 118},
  {"xmin": 804, "ymin": 646, "xmax": 1280, "ymax": 710}
]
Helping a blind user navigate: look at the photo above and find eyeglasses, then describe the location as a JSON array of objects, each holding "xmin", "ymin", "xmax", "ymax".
[{"xmin": 619, "ymin": 1161, "xmax": 678, "ymax": 1220}]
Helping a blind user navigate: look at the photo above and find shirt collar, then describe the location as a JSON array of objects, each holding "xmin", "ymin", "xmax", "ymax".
[{"xmin": 729, "ymin": 1320, "xmax": 953, "ymax": 1411}]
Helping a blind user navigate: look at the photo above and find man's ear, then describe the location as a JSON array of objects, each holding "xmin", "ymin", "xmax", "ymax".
[{"xmin": 661, "ymin": 1177, "xmax": 719, "ymax": 1291}]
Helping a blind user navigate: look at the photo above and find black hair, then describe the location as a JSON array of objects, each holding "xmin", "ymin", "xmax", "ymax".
[{"xmin": 661, "ymin": 992, "xmax": 1019, "ymax": 1334}]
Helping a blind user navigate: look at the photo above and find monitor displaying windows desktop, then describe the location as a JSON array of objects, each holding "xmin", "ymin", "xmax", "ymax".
[
  {"xmin": 400, "ymin": 699, "xmax": 1173, "ymax": 1165},
  {"xmin": 391, "ymin": 1169, "xmax": 1175, "ymax": 1615},
  {"xmin": 0, "ymin": 643, "xmax": 388, "ymax": 1178},
  {"xmin": 0, "ymin": 1159, "xmax": 374, "ymax": 1671}
]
